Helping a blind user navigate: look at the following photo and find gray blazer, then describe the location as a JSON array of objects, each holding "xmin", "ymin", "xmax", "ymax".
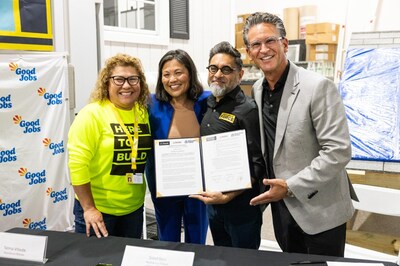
[{"xmin": 253, "ymin": 61, "xmax": 355, "ymax": 235}]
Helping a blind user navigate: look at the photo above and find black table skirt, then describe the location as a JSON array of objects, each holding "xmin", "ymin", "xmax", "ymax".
[{"xmin": 1, "ymin": 228, "xmax": 397, "ymax": 266}]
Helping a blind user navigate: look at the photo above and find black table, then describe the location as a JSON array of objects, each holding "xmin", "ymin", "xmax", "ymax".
[{"xmin": 1, "ymin": 228, "xmax": 397, "ymax": 266}]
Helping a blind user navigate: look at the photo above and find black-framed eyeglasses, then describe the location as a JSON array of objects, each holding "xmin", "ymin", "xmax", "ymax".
[
  {"xmin": 248, "ymin": 36, "xmax": 283, "ymax": 51},
  {"xmin": 206, "ymin": 65, "xmax": 237, "ymax": 75},
  {"xmin": 110, "ymin": 76, "xmax": 140, "ymax": 86}
]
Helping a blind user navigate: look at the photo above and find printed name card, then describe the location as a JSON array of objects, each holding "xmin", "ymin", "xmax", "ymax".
[
  {"xmin": 0, "ymin": 232, "xmax": 48, "ymax": 263},
  {"xmin": 121, "ymin": 245, "xmax": 194, "ymax": 266}
]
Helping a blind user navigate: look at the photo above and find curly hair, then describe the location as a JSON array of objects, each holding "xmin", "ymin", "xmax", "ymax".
[
  {"xmin": 90, "ymin": 53, "xmax": 150, "ymax": 108},
  {"xmin": 155, "ymin": 49, "xmax": 203, "ymax": 102}
]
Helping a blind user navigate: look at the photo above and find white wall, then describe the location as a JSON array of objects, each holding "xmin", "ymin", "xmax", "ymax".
[
  {"xmin": 233, "ymin": 0, "xmax": 400, "ymax": 47},
  {"xmin": 49, "ymin": 0, "xmax": 93, "ymax": 112},
  {"xmin": 374, "ymin": 0, "xmax": 400, "ymax": 31},
  {"xmin": 234, "ymin": 0, "xmax": 381, "ymax": 28},
  {"xmin": 102, "ymin": 0, "xmax": 235, "ymax": 95},
  {"xmin": 68, "ymin": 0, "xmax": 99, "ymax": 112},
  {"xmin": 52, "ymin": 1, "xmax": 67, "ymax": 52},
  {"xmin": 63, "ymin": 0, "xmax": 400, "ymax": 112}
]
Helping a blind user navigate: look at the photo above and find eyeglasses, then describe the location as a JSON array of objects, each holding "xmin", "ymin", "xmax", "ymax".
[
  {"xmin": 110, "ymin": 76, "xmax": 140, "ymax": 86},
  {"xmin": 206, "ymin": 65, "xmax": 237, "ymax": 75},
  {"xmin": 248, "ymin": 36, "xmax": 283, "ymax": 51}
]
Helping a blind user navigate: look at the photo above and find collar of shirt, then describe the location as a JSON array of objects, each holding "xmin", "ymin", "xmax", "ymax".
[{"xmin": 262, "ymin": 61, "xmax": 290, "ymax": 93}]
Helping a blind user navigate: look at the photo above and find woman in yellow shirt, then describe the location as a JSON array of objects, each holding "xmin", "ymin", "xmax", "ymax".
[{"xmin": 68, "ymin": 53, "xmax": 152, "ymax": 238}]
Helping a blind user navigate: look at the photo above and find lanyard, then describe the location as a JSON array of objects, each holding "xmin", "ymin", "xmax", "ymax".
[{"xmin": 108, "ymin": 102, "xmax": 139, "ymax": 170}]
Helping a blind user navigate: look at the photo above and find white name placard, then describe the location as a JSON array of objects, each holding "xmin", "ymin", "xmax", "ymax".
[
  {"xmin": 0, "ymin": 232, "xmax": 48, "ymax": 263},
  {"xmin": 121, "ymin": 245, "xmax": 194, "ymax": 266}
]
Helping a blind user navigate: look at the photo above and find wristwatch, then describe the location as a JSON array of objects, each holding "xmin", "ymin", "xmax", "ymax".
[{"xmin": 286, "ymin": 187, "xmax": 294, "ymax": 198}]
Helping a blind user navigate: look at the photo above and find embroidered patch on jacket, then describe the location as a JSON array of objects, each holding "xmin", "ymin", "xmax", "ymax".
[{"xmin": 219, "ymin": 112, "xmax": 235, "ymax": 123}]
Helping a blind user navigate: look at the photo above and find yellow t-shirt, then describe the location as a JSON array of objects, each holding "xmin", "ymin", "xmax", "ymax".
[{"xmin": 67, "ymin": 101, "xmax": 152, "ymax": 215}]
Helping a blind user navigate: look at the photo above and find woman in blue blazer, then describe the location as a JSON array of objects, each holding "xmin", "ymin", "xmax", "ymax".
[{"xmin": 145, "ymin": 49, "xmax": 210, "ymax": 244}]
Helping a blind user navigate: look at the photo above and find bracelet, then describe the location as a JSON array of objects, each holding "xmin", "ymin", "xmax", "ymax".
[{"xmin": 286, "ymin": 187, "xmax": 295, "ymax": 198}]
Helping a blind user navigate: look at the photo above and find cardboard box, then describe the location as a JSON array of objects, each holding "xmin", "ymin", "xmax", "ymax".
[
  {"xmin": 235, "ymin": 23, "xmax": 244, "ymax": 33},
  {"xmin": 311, "ymin": 52, "xmax": 336, "ymax": 61},
  {"xmin": 305, "ymin": 23, "xmax": 340, "ymax": 44},
  {"xmin": 306, "ymin": 23, "xmax": 340, "ymax": 34},
  {"xmin": 283, "ymin": 7, "xmax": 299, "ymax": 40},
  {"xmin": 314, "ymin": 44, "xmax": 337, "ymax": 53},
  {"xmin": 237, "ymin": 47, "xmax": 252, "ymax": 65},
  {"xmin": 237, "ymin": 13, "xmax": 251, "ymax": 24},
  {"xmin": 306, "ymin": 32, "xmax": 338, "ymax": 44},
  {"xmin": 235, "ymin": 31, "xmax": 245, "ymax": 49},
  {"xmin": 307, "ymin": 44, "xmax": 337, "ymax": 61}
]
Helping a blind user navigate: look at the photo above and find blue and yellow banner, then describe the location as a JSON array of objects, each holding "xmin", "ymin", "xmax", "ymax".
[{"xmin": 0, "ymin": 0, "xmax": 53, "ymax": 51}]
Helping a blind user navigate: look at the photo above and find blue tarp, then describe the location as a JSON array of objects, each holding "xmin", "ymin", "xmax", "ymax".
[{"xmin": 338, "ymin": 48, "xmax": 400, "ymax": 161}]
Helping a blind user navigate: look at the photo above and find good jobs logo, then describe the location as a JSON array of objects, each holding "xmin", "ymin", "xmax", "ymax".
[
  {"xmin": 9, "ymin": 62, "xmax": 38, "ymax": 82},
  {"xmin": 0, "ymin": 147, "xmax": 17, "ymax": 163},
  {"xmin": 23, "ymin": 217, "xmax": 47, "ymax": 230},
  {"xmin": 0, "ymin": 94, "xmax": 12, "ymax": 109},
  {"xmin": 13, "ymin": 115, "xmax": 41, "ymax": 134},
  {"xmin": 38, "ymin": 87, "xmax": 63, "ymax": 106},
  {"xmin": 47, "ymin": 187, "xmax": 68, "ymax": 204},
  {"xmin": 43, "ymin": 138, "xmax": 65, "ymax": 155},
  {"xmin": 18, "ymin": 168, "xmax": 47, "ymax": 185},
  {"xmin": 0, "ymin": 199, "xmax": 22, "ymax": 217}
]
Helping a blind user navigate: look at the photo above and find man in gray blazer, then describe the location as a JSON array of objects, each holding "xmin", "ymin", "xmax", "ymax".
[{"xmin": 243, "ymin": 12, "xmax": 356, "ymax": 256}]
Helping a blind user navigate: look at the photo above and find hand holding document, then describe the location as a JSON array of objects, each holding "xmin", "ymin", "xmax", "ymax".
[{"xmin": 154, "ymin": 129, "xmax": 252, "ymax": 197}]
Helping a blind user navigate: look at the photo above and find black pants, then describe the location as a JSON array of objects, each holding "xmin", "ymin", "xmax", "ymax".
[
  {"xmin": 271, "ymin": 200, "xmax": 346, "ymax": 257},
  {"xmin": 207, "ymin": 204, "xmax": 262, "ymax": 249},
  {"xmin": 73, "ymin": 199, "xmax": 143, "ymax": 238}
]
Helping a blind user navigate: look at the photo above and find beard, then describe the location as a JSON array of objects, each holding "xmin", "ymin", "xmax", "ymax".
[{"xmin": 210, "ymin": 83, "xmax": 228, "ymax": 98}]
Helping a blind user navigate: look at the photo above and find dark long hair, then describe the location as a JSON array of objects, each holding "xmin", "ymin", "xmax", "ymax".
[{"xmin": 155, "ymin": 49, "xmax": 203, "ymax": 102}]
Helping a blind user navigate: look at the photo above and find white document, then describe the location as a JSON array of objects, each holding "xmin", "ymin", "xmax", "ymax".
[
  {"xmin": 0, "ymin": 232, "xmax": 48, "ymax": 263},
  {"xmin": 201, "ymin": 129, "xmax": 251, "ymax": 192},
  {"xmin": 154, "ymin": 138, "xmax": 204, "ymax": 197},
  {"xmin": 154, "ymin": 129, "xmax": 251, "ymax": 197},
  {"xmin": 121, "ymin": 245, "xmax": 195, "ymax": 266}
]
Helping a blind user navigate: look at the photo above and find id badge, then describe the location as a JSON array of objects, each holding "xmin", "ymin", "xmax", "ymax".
[
  {"xmin": 126, "ymin": 173, "xmax": 134, "ymax": 184},
  {"xmin": 126, "ymin": 173, "xmax": 143, "ymax": 184},
  {"xmin": 133, "ymin": 173, "xmax": 143, "ymax": 184}
]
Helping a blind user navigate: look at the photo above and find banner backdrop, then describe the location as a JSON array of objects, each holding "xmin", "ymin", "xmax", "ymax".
[{"xmin": 0, "ymin": 52, "xmax": 74, "ymax": 231}]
